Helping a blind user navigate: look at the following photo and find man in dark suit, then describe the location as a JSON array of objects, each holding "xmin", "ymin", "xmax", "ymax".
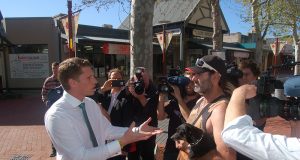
[{"xmin": 98, "ymin": 68, "xmax": 137, "ymax": 160}]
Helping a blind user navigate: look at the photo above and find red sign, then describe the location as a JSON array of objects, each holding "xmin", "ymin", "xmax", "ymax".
[{"xmin": 102, "ymin": 43, "xmax": 130, "ymax": 55}]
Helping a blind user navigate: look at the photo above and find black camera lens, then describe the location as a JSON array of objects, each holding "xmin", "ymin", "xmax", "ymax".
[
  {"xmin": 160, "ymin": 85, "xmax": 169, "ymax": 92},
  {"xmin": 158, "ymin": 84, "xmax": 173, "ymax": 94},
  {"xmin": 133, "ymin": 67, "xmax": 145, "ymax": 95},
  {"xmin": 134, "ymin": 81, "xmax": 145, "ymax": 95}
]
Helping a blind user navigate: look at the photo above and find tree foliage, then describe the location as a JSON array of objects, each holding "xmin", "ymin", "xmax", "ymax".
[
  {"xmin": 236, "ymin": 0, "xmax": 300, "ymax": 73},
  {"xmin": 78, "ymin": 0, "xmax": 130, "ymax": 11},
  {"xmin": 235, "ymin": 0, "xmax": 285, "ymax": 68},
  {"xmin": 255, "ymin": 0, "xmax": 300, "ymax": 74}
]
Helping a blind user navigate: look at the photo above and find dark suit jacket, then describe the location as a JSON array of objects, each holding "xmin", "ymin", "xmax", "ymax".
[{"xmin": 98, "ymin": 88, "xmax": 135, "ymax": 127}]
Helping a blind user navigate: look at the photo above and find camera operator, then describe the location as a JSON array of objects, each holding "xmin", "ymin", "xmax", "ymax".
[
  {"xmin": 157, "ymin": 73, "xmax": 200, "ymax": 160},
  {"xmin": 239, "ymin": 61, "xmax": 267, "ymax": 131},
  {"xmin": 239, "ymin": 61, "xmax": 260, "ymax": 85},
  {"xmin": 222, "ymin": 84, "xmax": 300, "ymax": 160},
  {"xmin": 98, "ymin": 68, "xmax": 138, "ymax": 160},
  {"xmin": 127, "ymin": 67, "xmax": 158, "ymax": 160}
]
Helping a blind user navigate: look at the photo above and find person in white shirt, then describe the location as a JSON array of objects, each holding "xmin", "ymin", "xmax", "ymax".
[
  {"xmin": 44, "ymin": 57, "xmax": 162, "ymax": 160},
  {"xmin": 222, "ymin": 84, "xmax": 300, "ymax": 160}
]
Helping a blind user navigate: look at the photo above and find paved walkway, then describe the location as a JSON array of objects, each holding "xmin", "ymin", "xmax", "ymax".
[
  {"xmin": 0, "ymin": 94, "xmax": 292, "ymax": 160},
  {"xmin": 0, "ymin": 94, "xmax": 54, "ymax": 160}
]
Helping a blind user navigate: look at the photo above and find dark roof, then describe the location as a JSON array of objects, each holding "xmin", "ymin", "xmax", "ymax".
[
  {"xmin": 76, "ymin": 24, "xmax": 129, "ymax": 40},
  {"xmin": 119, "ymin": 0, "xmax": 200, "ymax": 29},
  {"xmin": 5, "ymin": 17, "xmax": 53, "ymax": 20}
]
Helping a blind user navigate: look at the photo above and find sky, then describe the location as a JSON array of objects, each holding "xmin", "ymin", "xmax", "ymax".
[{"xmin": 0, "ymin": 0, "xmax": 252, "ymax": 35}]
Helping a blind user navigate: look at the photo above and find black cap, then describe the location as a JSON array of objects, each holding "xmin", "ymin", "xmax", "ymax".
[{"xmin": 185, "ymin": 55, "xmax": 226, "ymax": 76}]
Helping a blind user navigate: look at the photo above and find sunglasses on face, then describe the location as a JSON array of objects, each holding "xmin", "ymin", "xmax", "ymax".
[{"xmin": 195, "ymin": 58, "xmax": 218, "ymax": 73}]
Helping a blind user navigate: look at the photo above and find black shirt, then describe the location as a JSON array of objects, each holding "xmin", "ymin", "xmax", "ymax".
[
  {"xmin": 129, "ymin": 82, "xmax": 159, "ymax": 127},
  {"xmin": 164, "ymin": 95, "xmax": 200, "ymax": 153}
]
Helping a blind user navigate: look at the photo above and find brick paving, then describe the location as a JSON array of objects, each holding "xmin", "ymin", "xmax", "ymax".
[
  {"xmin": 0, "ymin": 94, "xmax": 54, "ymax": 160},
  {"xmin": 0, "ymin": 94, "xmax": 293, "ymax": 160},
  {"xmin": 265, "ymin": 116, "xmax": 291, "ymax": 136}
]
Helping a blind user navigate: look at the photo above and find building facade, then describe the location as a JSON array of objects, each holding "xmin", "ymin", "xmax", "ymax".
[
  {"xmin": 1, "ymin": 0, "xmax": 251, "ymax": 90},
  {"xmin": 3, "ymin": 17, "xmax": 61, "ymax": 90}
]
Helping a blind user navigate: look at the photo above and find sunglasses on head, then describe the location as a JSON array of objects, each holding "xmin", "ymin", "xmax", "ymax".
[{"xmin": 195, "ymin": 58, "xmax": 218, "ymax": 73}]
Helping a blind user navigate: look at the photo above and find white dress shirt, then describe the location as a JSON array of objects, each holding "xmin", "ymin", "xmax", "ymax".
[
  {"xmin": 45, "ymin": 91, "xmax": 127, "ymax": 160},
  {"xmin": 221, "ymin": 115, "xmax": 300, "ymax": 160}
]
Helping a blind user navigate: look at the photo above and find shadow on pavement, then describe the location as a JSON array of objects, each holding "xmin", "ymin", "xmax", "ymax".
[{"xmin": 0, "ymin": 95, "xmax": 48, "ymax": 126}]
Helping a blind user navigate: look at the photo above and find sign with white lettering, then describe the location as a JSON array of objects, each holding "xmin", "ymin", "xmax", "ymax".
[{"xmin": 192, "ymin": 29, "xmax": 213, "ymax": 38}]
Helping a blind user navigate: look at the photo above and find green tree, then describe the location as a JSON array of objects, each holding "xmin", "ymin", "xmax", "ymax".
[
  {"xmin": 236, "ymin": 0, "xmax": 275, "ymax": 69},
  {"xmin": 270, "ymin": 0, "xmax": 300, "ymax": 75}
]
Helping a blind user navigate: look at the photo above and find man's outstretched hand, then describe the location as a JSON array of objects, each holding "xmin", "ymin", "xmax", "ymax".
[
  {"xmin": 119, "ymin": 118, "xmax": 162, "ymax": 146},
  {"xmin": 139, "ymin": 117, "xmax": 162, "ymax": 134}
]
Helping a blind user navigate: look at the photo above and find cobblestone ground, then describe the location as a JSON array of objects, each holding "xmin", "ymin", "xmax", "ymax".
[{"xmin": 0, "ymin": 94, "xmax": 293, "ymax": 160}]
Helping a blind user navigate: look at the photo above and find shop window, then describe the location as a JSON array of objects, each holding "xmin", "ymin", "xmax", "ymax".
[
  {"xmin": 77, "ymin": 43, "xmax": 131, "ymax": 78},
  {"xmin": 13, "ymin": 44, "xmax": 48, "ymax": 54}
]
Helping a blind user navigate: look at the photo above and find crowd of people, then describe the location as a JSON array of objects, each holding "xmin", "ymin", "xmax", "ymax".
[{"xmin": 42, "ymin": 56, "xmax": 300, "ymax": 160}]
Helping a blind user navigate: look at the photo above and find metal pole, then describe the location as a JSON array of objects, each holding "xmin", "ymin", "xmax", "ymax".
[
  {"xmin": 163, "ymin": 25, "xmax": 166, "ymax": 75},
  {"xmin": 68, "ymin": 0, "xmax": 74, "ymax": 57},
  {"xmin": 179, "ymin": 27, "xmax": 184, "ymax": 70},
  {"xmin": 273, "ymin": 38, "xmax": 279, "ymax": 75},
  {"xmin": 295, "ymin": 43, "xmax": 300, "ymax": 75}
]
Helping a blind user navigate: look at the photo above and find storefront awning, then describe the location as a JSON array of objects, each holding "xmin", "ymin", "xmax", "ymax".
[
  {"xmin": 189, "ymin": 39, "xmax": 251, "ymax": 52},
  {"xmin": 61, "ymin": 34, "xmax": 160, "ymax": 46},
  {"xmin": 61, "ymin": 34, "xmax": 129, "ymax": 43},
  {"xmin": 199, "ymin": 43, "xmax": 251, "ymax": 52},
  {"xmin": 79, "ymin": 36, "xmax": 129, "ymax": 43}
]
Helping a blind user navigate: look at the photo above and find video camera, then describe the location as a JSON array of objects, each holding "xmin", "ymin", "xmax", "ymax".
[
  {"xmin": 248, "ymin": 62, "xmax": 300, "ymax": 121},
  {"xmin": 157, "ymin": 69, "xmax": 190, "ymax": 94}
]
